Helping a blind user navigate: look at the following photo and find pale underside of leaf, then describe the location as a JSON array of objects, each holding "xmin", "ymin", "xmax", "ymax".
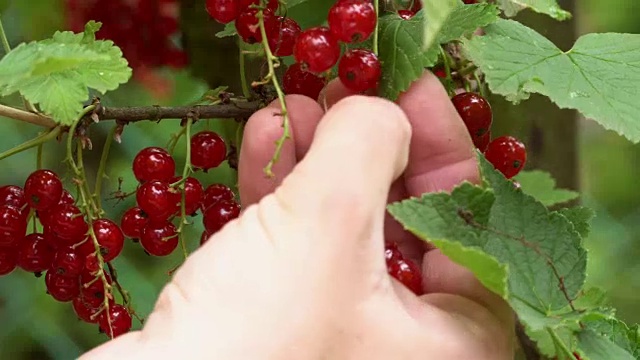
[
  {"xmin": 497, "ymin": 0, "xmax": 571, "ymax": 20},
  {"xmin": 421, "ymin": 0, "xmax": 459, "ymax": 50},
  {"xmin": 514, "ymin": 170, "xmax": 579, "ymax": 206}
]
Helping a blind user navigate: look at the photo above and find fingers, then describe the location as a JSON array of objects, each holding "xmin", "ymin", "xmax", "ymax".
[
  {"xmin": 398, "ymin": 71, "xmax": 480, "ymax": 195},
  {"xmin": 238, "ymin": 95, "xmax": 324, "ymax": 207},
  {"xmin": 318, "ymin": 79, "xmax": 360, "ymax": 109}
]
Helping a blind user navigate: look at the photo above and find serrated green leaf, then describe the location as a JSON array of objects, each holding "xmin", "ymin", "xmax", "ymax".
[
  {"xmin": 582, "ymin": 318, "xmax": 640, "ymax": 358},
  {"xmin": 422, "ymin": 0, "xmax": 458, "ymax": 50},
  {"xmin": 556, "ymin": 206, "xmax": 594, "ymax": 238},
  {"xmin": 286, "ymin": 0, "xmax": 334, "ymax": 29},
  {"xmin": 514, "ymin": 170, "xmax": 579, "ymax": 206},
  {"xmin": 496, "ymin": 0, "xmax": 571, "ymax": 20},
  {"xmin": 436, "ymin": 3, "xmax": 500, "ymax": 43},
  {"xmin": 463, "ymin": 19, "xmax": 640, "ymax": 143},
  {"xmin": 0, "ymin": 23, "xmax": 131, "ymax": 125},
  {"xmin": 215, "ymin": 22, "xmax": 237, "ymax": 38},
  {"xmin": 578, "ymin": 329, "xmax": 636, "ymax": 360}
]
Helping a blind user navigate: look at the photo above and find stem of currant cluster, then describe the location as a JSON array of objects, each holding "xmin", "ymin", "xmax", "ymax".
[
  {"xmin": 0, "ymin": 126, "xmax": 61, "ymax": 162},
  {"xmin": 239, "ymin": 40, "xmax": 251, "ymax": 99},
  {"xmin": 373, "ymin": 0, "xmax": 379, "ymax": 55},
  {"xmin": 94, "ymin": 125, "xmax": 117, "ymax": 212},
  {"xmin": 176, "ymin": 118, "xmax": 194, "ymax": 260},
  {"xmin": 257, "ymin": 11, "xmax": 291, "ymax": 178}
]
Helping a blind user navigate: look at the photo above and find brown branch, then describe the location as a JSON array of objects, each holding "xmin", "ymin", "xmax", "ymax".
[{"xmin": 0, "ymin": 101, "xmax": 261, "ymax": 128}]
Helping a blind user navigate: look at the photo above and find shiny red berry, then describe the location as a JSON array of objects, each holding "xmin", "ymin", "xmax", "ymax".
[
  {"xmin": 388, "ymin": 257, "xmax": 423, "ymax": 295},
  {"xmin": 473, "ymin": 131, "xmax": 491, "ymax": 152},
  {"xmin": 51, "ymin": 247, "xmax": 84, "ymax": 277},
  {"xmin": 203, "ymin": 200, "xmax": 241, "ymax": 234},
  {"xmin": 484, "ymin": 136, "xmax": 527, "ymax": 179},
  {"xmin": 84, "ymin": 253, "xmax": 100, "ymax": 273},
  {"xmin": 293, "ymin": 27, "xmax": 340, "ymax": 73},
  {"xmin": 45, "ymin": 271, "xmax": 80, "ymax": 302},
  {"xmin": 384, "ymin": 241, "xmax": 403, "ymax": 264},
  {"xmin": 452, "ymin": 92, "xmax": 493, "ymax": 137},
  {"xmin": 132, "ymin": 147, "xmax": 176, "ymax": 183},
  {"xmin": 172, "ymin": 177, "xmax": 204, "ymax": 215},
  {"xmin": 338, "ymin": 49, "xmax": 381, "ymax": 92},
  {"xmin": 0, "ymin": 185, "xmax": 29, "ymax": 216},
  {"xmin": 92, "ymin": 219, "xmax": 125, "ymax": 262},
  {"xmin": 328, "ymin": 0, "xmax": 376, "ymax": 43},
  {"xmin": 140, "ymin": 221, "xmax": 179, "ymax": 256},
  {"xmin": 24, "ymin": 169, "xmax": 63, "ymax": 211},
  {"xmin": 98, "ymin": 304, "xmax": 132, "ymax": 338},
  {"xmin": 80, "ymin": 270, "xmax": 113, "ymax": 308},
  {"xmin": 236, "ymin": 9, "xmax": 274, "ymax": 44},
  {"xmin": 0, "ymin": 205, "xmax": 27, "ymax": 247},
  {"xmin": 282, "ymin": 63, "xmax": 327, "ymax": 100},
  {"xmin": 136, "ymin": 181, "xmax": 180, "ymax": 222},
  {"xmin": 239, "ymin": 0, "xmax": 278, "ymax": 12},
  {"xmin": 45, "ymin": 204, "xmax": 89, "ymax": 245},
  {"xmin": 0, "ymin": 247, "xmax": 17, "ymax": 275},
  {"xmin": 72, "ymin": 296, "xmax": 102, "ymax": 323},
  {"xmin": 397, "ymin": 9, "xmax": 415, "ymax": 19},
  {"xmin": 205, "ymin": 0, "xmax": 240, "ymax": 24},
  {"xmin": 266, "ymin": 16, "xmax": 301, "ymax": 57},
  {"xmin": 201, "ymin": 184, "xmax": 235, "ymax": 211},
  {"xmin": 17, "ymin": 233, "xmax": 54, "ymax": 273},
  {"xmin": 120, "ymin": 207, "xmax": 148, "ymax": 239},
  {"xmin": 190, "ymin": 131, "xmax": 227, "ymax": 171}
]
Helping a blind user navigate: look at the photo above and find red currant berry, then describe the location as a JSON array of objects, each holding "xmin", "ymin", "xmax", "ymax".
[
  {"xmin": 328, "ymin": 0, "xmax": 376, "ymax": 43},
  {"xmin": 236, "ymin": 9, "xmax": 275, "ymax": 44},
  {"xmin": 45, "ymin": 204, "xmax": 89, "ymax": 245},
  {"xmin": 0, "ymin": 185, "xmax": 29, "ymax": 216},
  {"xmin": 200, "ymin": 231, "xmax": 212, "ymax": 246},
  {"xmin": 201, "ymin": 184, "xmax": 235, "ymax": 211},
  {"xmin": 120, "ymin": 207, "xmax": 148, "ymax": 239},
  {"xmin": 17, "ymin": 233, "xmax": 54, "ymax": 273},
  {"xmin": 388, "ymin": 257, "xmax": 423, "ymax": 295},
  {"xmin": 0, "ymin": 204, "xmax": 27, "ymax": 247},
  {"xmin": 84, "ymin": 253, "xmax": 100, "ymax": 273},
  {"xmin": 24, "ymin": 169, "xmax": 63, "ymax": 211},
  {"xmin": 397, "ymin": 9, "xmax": 415, "ymax": 19},
  {"xmin": 266, "ymin": 16, "xmax": 301, "ymax": 57},
  {"xmin": 171, "ymin": 177, "xmax": 204, "ymax": 215},
  {"xmin": 452, "ymin": 92, "xmax": 493, "ymax": 137},
  {"xmin": 45, "ymin": 271, "xmax": 80, "ymax": 302},
  {"xmin": 190, "ymin": 131, "xmax": 227, "ymax": 171},
  {"xmin": 463, "ymin": 0, "xmax": 478, "ymax": 4},
  {"xmin": 92, "ymin": 219, "xmax": 125, "ymax": 262},
  {"xmin": 484, "ymin": 136, "xmax": 527, "ymax": 179},
  {"xmin": 80, "ymin": 270, "xmax": 113, "ymax": 308},
  {"xmin": 205, "ymin": 0, "xmax": 240, "ymax": 24},
  {"xmin": 293, "ymin": 27, "xmax": 340, "ymax": 73},
  {"xmin": 0, "ymin": 247, "xmax": 17, "ymax": 275},
  {"xmin": 58, "ymin": 190, "xmax": 75, "ymax": 206},
  {"xmin": 473, "ymin": 131, "xmax": 491, "ymax": 152},
  {"xmin": 282, "ymin": 63, "xmax": 327, "ymax": 100},
  {"xmin": 51, "ymin": 247, "xmax": 84, "ymax": 277},
  {"xmin": 72, "ymin": 296, "xmax": 101, "ymax": 323},
  {"xmin": 98, "ymin": 304, "xmax": 132, "ymax": 338},
  {"xmin": 132, "ymin": 147, "xmax": 176, "ymax": 183},
  {"xmin": 136, "ymin": 181, "xmax": 180, "ymax": 222},
  {"xmin": 432, "ymin": 66, "xmax": 446, "ymax": 78},
  {"xmin": 239, "ymin": 0, "xmax": 278, "ymax": 12},
  {"xmin": 338, "ymin": 48, "xmax": 381, "ymax": 92},
  {"xmin": 140, "ymin": 221, "xmax": 179, "ymax": 256},
  {"xmin": 203, "ymin": 199, "xmax": 241, "ymax": 234},
  {"xmin": 384, "ymin": 241, "xmax": 403, "ymax": 264}
]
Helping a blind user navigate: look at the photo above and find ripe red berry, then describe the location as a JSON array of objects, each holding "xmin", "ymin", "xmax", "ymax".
[
  {"xmin": 387, "ymin": 257, "xmax": 423, "ymax": 295},
  {"xmin": 132, "ymin": 147, "xmax": 176, "ymax": 183},
  {"xmin": 84, "ymin": 253, "xmax": 100, "ymax": 273},
  {"xmin": 463, "ymin": 0, "xmax": 478, "ymax": 3},
  {"xmin": 0, "ymin": 204, "xmax": 27, "ymax": 247},
  {"xmin": 136, "ymin": 181, "xmax": 180, "ymax": 222},
  {"xmin": 452, "ymin": 92, "xmax": 493, "ymax": 137},
  {"xmin": 171, "ymin": 177, "xmax": 204, "ymax": 215},
  {"xmin": 24, "ymin": 169, "xmax": 63, "ymax": 211},
  {"xmin": 120, "ymin": 207, "xmax": 148, "ymax": 239},
  {"xmin": 239, "ymin": 0, "xmax": 278, "ymax": 12},
  {"xmin": 338, "ymin": 49, "xmax": 381, "ymax": 92},
  {"xmin": 384, "ymin": 241, "xmax": 403, "ymax": 264},
  {"xmin": 17, "ymin": 233, "xmax": 54, "ymax": 273},
  {"xmin": 473, "ymin": 131, "xmax": 491, "ymax": 152},
  {"xmin": 80, "ymin": 270, "xmax": 113, "ymax": 308},
  {"xmin": 328, "ymin": 0, "xmax": 376, "ymax": 43},
  {"xmin": 45, "ymin": 271, "xmax": 80, "ymax": 302},
  {"xmin": 72, "ymin": 296, "xmax": 103, "ymax": 323},
  {"xmin": 484, "ymin": 136, "xmax": 527, "ymax": 179},
  {"xmin": 98, "ymin": 304, "xmax": 132, "ymax": 338},
  {"xmin": 201, "ymin": 183, "xmax": 235, "ymax": 211},
  {"xmin": 266, "ymin": 16, "xmax": 301, "ymax": 57},
  {"xmin": 282, "ymin": 63, "xmax": 327, "ymax": 100},
  {"xmin": 293, "ymin": 27, "xmax": 340, "ymax": 73},
  {"xmin": 140, "ymin": 221, "xmax": 179, "ymax": 256},
  {"xmin": 92, "ymin": 219, "xmax": 125, "ymax": 262},
  {"xmin": 190, "ymin": 131, "xmax": 227, "ymax": 171},
  {"xmin": 51, "ymin": 247, "xmax": 84, "ymax": 277},
  {"xmin": 236, "ymin": 9, "xmax": 274, "ymax": 44},
  {"xmin": 0, "ymin": 247, "xmax": 17, "ymax": 275},
  {"xmin": 397, "ymin": 9, "xmax": 415, "ymax": 19},
  {"xmin": 205, "ymin": 0, "xmax": 240, "ymax": 24},
  {"xmin": 0, "ymin": 185, "xmax": 29, "ymax": 216},
  {"xmin": 45, "ymin": 204, "xmax": 89, "ymax": 245},
  {"xmin": 58, "ymin": 190, "xmax": 75, "ymax": 205},
  {"xmin": 200, "ymin": 231, "xmax": 212, "ymax": 246},
  {"xmin": 203, "ymin": 200, "xmax": 241, "ymax": 234}
]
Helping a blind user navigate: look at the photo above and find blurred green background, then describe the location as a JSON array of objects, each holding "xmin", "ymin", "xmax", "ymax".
[{"xmin": 0, "ymin": 0, "xmax": 638, "ymax": 359}]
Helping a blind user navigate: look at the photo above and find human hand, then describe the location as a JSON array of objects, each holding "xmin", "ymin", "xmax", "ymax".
[{"xmin": 81, "ymin": 71, "xmax": 515, "ymax": 360}]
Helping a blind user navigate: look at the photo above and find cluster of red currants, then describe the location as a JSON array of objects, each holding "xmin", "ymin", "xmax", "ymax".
[
  {"xmin": 64, "ymin": 0, "xmax": 187, "ymax": 71},
  {"xmin": 451, "ymin": 92, "xmax": 527, "ymax": 179},
  {"xmin": 0, "ymin": 170, "xmax": 132, "ymax": 337}
]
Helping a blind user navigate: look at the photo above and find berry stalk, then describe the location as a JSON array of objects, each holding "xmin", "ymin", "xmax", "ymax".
[
  {"xmin": 372, "ymin": 0, "xmax": 379, "ymax": 55},
  {"xmin": 176, "ymin": 117, "xmax": 195, "ymax": 260},
  {"xmin": 94, "ymin": 125, "xmax": 118, "ymax": 212},
  {"xmin": 0, "ymin": 126, "xmax": 61, "ymax": 162}
]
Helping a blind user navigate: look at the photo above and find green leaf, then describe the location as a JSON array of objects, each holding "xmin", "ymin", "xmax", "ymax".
[
  {"xmin": 215, "ymin": 22, "xmax": 237, "ymax": 38},
  {"xmin": 436, "ymin": 3, "xmax": 500, "ymax": 43},
  {"xmin": 514, "ymin": 170, "xmax": 579, "ymax": 206},
  {"xmin": 286, "ymin": 0, "xmax": 334, "ymax": 29},
  {"xmin": 421, "ymin": 0, "xmax": 459, "ymax": 50},
  {"xmin": 496, "ymin": 0, "xmax": 571, "ymax": 20},
  {"xmin": 556, "ymin": 206, "xmax": 595, "ymax": 238},
  {"xmin": 582, "ymin": 318, "xmax": 640, "ymax": 358},
  {"xmin": 463, "ymin": 19, "xmax": 640, "ymax": 143},
  {"xmin": 0, "ymin": 22, "xmax": 131, "ymax": 125},
  {"xmin": 578, "ymin": 329, "xmax": 636, "ymax": 360}
]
